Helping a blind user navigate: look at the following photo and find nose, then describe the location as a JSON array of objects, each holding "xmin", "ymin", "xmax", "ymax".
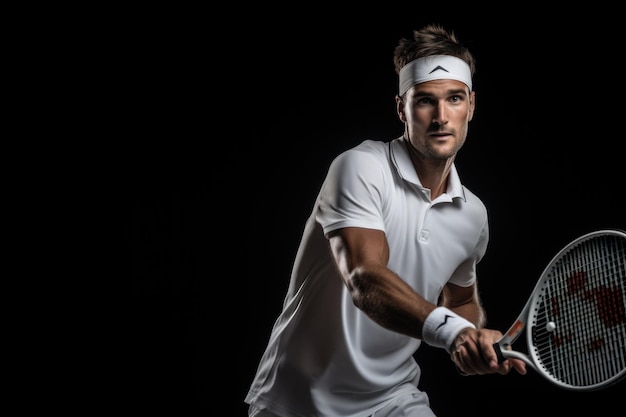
[{"xmin": 432, "ymin": 103, "xmax": 448, "ymax": 125}]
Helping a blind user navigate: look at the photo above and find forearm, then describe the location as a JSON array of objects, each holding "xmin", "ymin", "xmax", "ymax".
[
  {"xmin": 347, "ymin": 264, "xmax": 435, "ymax": 339},
  {"xmin": 445, "ymin": 301, "xmax": 486, "ymax": 329},
  {"xmin": 440, "ymin": 282, "xmax": 487, "ymax": 328}
]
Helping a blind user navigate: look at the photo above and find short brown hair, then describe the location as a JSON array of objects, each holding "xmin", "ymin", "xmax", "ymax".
[{"xmin": 393, "ymin": 24, "xmax": 476, "ymax": 80}]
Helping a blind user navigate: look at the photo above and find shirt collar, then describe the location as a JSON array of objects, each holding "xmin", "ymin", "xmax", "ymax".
[{"xmin": 389, "ymin": 137, "xmax": 466, "ymax": 201}]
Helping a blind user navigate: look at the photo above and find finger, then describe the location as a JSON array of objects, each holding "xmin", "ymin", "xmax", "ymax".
[
  {"xmin": 496, "ymin": 361, "xmax": 512, "ymax": 375},
  {"xmin": 459, "ymin": 341, "xmax": 490, "ymax": 375},
  {"xmin": 510, "ymin": 358, "xmax": 527, "ymax": 375},
  {"xmin": 461, "ymin": 335, "xmax": 495, "ymax": 375},
  {"xmin": 451, "ymin": 344, "xmax": 478, "ymax": 375},
  {"xmin": 477, "ymin": 333, "xmax": 500, "ymax": 370}
]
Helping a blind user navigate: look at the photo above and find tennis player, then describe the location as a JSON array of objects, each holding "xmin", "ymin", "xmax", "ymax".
[{"xmin": 245, "ymin": 23, "xmax": 526, "ymax": 417}]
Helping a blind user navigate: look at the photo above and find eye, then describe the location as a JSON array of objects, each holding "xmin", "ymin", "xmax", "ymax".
[{"xmin": 417, "ymin": 97, "xmax": 435, "ymax": 105}]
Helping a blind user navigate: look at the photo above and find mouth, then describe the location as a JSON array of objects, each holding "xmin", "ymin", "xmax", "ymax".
[{"xmin": 430, "ymin": 132, "xmax": 453, "ymax": 139}]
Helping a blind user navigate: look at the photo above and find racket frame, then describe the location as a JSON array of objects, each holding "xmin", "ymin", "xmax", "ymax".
[{"xmin": 493, "ymin": 229, "xmax": 626, "ymax": 391}]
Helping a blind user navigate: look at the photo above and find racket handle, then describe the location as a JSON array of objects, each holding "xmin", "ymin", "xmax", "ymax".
[
  {"xmin": 493, "ymin": 342, "xmax": 506, "ymax": 363},
  {"xmin": 492, "ymin": 343, "xmax": 537, "ymax": 371}
]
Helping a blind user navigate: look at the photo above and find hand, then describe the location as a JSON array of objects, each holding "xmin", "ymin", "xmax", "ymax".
[{"xmin": 449, "ymin": 328, "xmax": 527, "ymax": 376}]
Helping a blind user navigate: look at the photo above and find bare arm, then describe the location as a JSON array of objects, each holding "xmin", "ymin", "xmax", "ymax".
[
  {"xmin": 328, "ymin": 226, "xmax": 527, "ymax": 376},
  {"xmin": 328, "ymin": 226, "xmax": 436, "ymax": 339},
  {"xmin": 440, "ymin": 281, "xmax": 486, "ymax": 329}
]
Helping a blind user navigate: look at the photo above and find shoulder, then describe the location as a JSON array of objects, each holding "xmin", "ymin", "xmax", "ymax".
[
  {"xmin": 460, "ymin": 185, "xmax": 487, "ymax": 212},
  {"xmin": 352, "ymin": 139, "xmax": 390, "ymax": 153},
  {"xmin": 326, "ymin": 140, "xmax": 392, "ymax": 183},
  {"xmin": 332, "ymin": 140, "xmax": 391, "ymax": 168}
]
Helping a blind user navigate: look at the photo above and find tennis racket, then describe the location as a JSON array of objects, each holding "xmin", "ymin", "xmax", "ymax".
[{"xmin": 493, "ymin": 229, "xmax": 626, "ymax": 391}]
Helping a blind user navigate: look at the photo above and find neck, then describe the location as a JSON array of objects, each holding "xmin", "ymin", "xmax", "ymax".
[{"xmin": 404, "ymin": 138, "xmax": 454, "ymax": 199}]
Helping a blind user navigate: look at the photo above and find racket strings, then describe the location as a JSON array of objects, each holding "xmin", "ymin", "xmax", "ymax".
[{"xmin": 532, "ymin": 234, "xmax": 626, "ymax": 388}]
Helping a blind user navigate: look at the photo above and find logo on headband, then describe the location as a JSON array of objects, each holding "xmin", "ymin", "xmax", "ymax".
[{"xmin": 429, "ymin": 65, "xmax": 450, "ymax": 74}]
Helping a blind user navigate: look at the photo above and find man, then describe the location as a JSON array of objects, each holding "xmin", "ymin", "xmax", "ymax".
[{"xmin": 245, "ymin": 24, "xmax": 526, "ymax": 417}]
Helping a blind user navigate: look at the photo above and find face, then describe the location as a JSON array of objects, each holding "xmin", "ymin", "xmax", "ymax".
[{"xmin": 396, "ymin": 79, "xmax": 475, "ymax": 161}]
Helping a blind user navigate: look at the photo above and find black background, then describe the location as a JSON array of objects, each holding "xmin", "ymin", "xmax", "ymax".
[{"xmin": 127, "ymin": 6, "xmax": 624, "ymax": 416}]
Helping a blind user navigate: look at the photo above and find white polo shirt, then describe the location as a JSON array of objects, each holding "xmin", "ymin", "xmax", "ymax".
[{"xmin": 246, "ymin": 137, "xmax": 489, "ymax": 417}]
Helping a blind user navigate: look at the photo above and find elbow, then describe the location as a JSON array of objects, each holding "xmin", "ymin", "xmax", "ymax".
[{"xmin": 344, "ymin": 268, "xmax": 371, "ymax": 310}]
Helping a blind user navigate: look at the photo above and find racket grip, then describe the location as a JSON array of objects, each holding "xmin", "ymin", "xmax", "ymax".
[{"xmin": 492, "ymin": 343, "xmax": 505, "ymax": 363}]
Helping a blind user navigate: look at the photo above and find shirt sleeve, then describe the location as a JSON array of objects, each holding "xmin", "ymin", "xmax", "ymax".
[
  {"xmin": 315, "ymin": 147, "xmax": 387, "ymax": 235},
  {"xmin": 447, "ymin": 216, "xmax": 489, "ymax": 287}
]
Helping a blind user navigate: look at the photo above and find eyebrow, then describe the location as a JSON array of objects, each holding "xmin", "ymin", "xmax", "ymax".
[{"xmin": 411, "ymin": 88, "xmax": 468, "ymax": 98}]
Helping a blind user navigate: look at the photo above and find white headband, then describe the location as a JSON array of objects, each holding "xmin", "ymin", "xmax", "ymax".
[{"xmin": 398, "ymin": 55, "xmax": 472, "ymax": 96}]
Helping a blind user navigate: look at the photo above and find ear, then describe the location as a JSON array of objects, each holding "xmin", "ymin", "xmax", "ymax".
[
  {"xmin": 395, "ymin": 95, "xmax": 406, "ymax": 122},
  {"xmin": 468, "ymin": 91, "xmax": 476, "ymax": 121}
]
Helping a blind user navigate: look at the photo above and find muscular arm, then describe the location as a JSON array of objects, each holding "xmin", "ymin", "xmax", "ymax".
[
  {"xmin": 440, "ymin": 281, "xmax": 486, "ymax": 329},
  {"xmin": 328, "ymin": 226, "xmax": 526, "ymax": 376},
  {"xmin": 328, "ymin": 226, "xmax": 438, "ymax": 339}
]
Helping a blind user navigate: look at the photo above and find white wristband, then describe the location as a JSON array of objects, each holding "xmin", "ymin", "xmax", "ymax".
[{"xmin": 422, "ymin": 307, "xmax": 475, "ymax": 353}]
